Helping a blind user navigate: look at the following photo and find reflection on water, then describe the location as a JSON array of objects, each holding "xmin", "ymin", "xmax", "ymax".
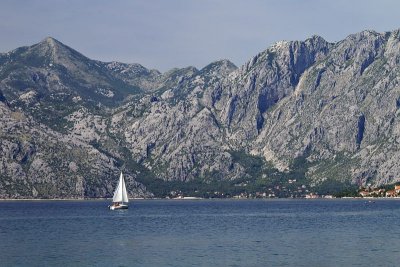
[{"xmin": 1, "ymin": 199, "xmax": 400, "ymax": 266}]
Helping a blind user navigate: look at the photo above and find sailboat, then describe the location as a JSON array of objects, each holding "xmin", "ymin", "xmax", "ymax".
[{"xmin": 109, "ymin": 172, "xmax": 129, "ymax": 210}]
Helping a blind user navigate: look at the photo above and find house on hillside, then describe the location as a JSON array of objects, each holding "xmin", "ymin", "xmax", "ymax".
[
  {"xmin": 386, "ymin": 190, "xmax": 396, "ymax": 197},
  {"xmin": 359, "ymin": 191, "xmax": 370, "ymax": 197},
  {"xmin": 395, "ymin": 185, "xmax": 400, "ymax": 194},
  {"xmin": 371, "ymin": 189, "xmax": 385, "ymax": 197}
]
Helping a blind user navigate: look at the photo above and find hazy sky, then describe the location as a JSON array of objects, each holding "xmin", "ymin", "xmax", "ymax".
[{"xmin": 0, "ymin": 0, "xmax": 399, "ymax": 72}]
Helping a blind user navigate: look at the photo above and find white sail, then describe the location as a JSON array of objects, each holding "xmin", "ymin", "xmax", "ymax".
[
  {"xmin": 112, "ymin": 172, "xmax": 129, "ymax": 203},
  {"xmin": 121, "ymin": 173, "xmax": 129, "ymax": 203}
]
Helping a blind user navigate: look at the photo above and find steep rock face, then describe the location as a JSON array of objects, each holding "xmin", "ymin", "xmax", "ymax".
[
  {"xmin": 205, "ymin": 36, "xmax": 332, "ymax": 149},
  {"xmin": 0, "ymin": 101, "xmax": 151, "ymax": 198},
  {"xmin": 116, "ymin": 60, "xmax": 241, "ymax": 182},
  {"xmin": 1, "ymin": 29, "xmax": 400, "ymax": 198},
  {"xmin": 104, "ymin": 61, "xmax": 162, "ymax": 92},
  {"xmin": 122, "ymin": 90, "xmax": 243, "ymax": 182},
  {"xmin": 251, "ymin": 30, "xmax": 400, "ymax": 185},
  {"xmin": 0, "ymin": 37, "xmax": 127, "ymax": 102},
  {"xmin": 0, "ymin": 37, "xmax": 154, "ymax": 133}
]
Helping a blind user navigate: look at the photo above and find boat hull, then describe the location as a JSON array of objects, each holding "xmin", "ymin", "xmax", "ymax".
[{"xmin": 109, "ymin": 204, "xmax": 128, "ymax": 210}]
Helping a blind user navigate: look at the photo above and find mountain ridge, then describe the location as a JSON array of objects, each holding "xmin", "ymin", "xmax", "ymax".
[{"xmin": 1, "ymin": 28, "xmax": 400, "ymax": 198}]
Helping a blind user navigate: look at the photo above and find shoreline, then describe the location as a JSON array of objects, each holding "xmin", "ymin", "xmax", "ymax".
[{"xmin": 2, "ymin": 197, "xmax": 400, "ymax": 201}]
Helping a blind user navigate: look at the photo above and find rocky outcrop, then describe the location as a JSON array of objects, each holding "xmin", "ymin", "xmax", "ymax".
[
  {"xmin": 1, "ymin": 29, "xmax": 400, "ymax": 198},
  {"xmin": 0, "ymin": 102, "xmax": 151, "ymax": 198}
]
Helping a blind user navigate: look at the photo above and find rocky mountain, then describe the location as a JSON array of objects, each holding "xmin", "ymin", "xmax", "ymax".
[{"xmin": 1, "ymin": 29, "xmax": 400, "ymax": 199}]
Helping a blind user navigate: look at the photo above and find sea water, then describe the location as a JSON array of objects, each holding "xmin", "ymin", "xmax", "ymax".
[{"xmin": 1, "ymin": 199, "xmax": 400, "ymax": 267}]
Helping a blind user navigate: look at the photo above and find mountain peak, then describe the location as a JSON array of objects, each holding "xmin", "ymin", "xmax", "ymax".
[
  {"xmin": 26, "ymin": 36, "xmax": 91, "ymax": 66},
  {"xmin": 37, "ymin": 36, "xmax": 66, "ymax": 51},
  {"xmin": 200, "ymin": 59, "xmax": 237, "ymax": 76},
  {"xmin": 42, "ymin": 36, "xmax": 58, "ymax": 44},
  {"xmin": 307, "ymin": 35, "xmax": 328, "ymax": 44},
  {"xmin": 211, "ymin": 59, "xmax": 237, "ymax": 67},
  {"xmin": 28, "ymin": 37, "xmax": 62, "ymax": 58},
  {"xmin": 344, "ymin": 29, "xmax": 382, "ymax": 43}
]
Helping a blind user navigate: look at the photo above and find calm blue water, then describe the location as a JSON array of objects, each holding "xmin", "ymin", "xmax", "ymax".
[{"xmin": 1, "ymin": 199, "xmax": 400, "ymax": 266}]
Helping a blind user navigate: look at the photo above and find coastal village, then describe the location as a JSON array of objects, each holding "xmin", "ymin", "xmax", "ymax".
[
  {"xmin": 166, "ymin": 181, "xmax": 400, "ymax": 199},
  {"xmin": 358, "ymin": 185, "xmax": 400, "ymax": 198}
]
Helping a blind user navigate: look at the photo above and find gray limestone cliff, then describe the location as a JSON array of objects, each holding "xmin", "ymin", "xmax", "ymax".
[{"xmin": 1, "ymin": 29, "xmax": 400, "ymax": 198}]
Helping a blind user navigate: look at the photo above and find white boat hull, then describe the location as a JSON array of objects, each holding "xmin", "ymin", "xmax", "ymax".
[{"xmin": 109, "ymin": 204, "xmax": 128, "ymax": 210}]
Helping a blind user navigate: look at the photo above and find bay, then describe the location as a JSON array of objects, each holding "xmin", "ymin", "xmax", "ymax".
[{"xmin": 1, "ymin": 199, "xmax": 400, "ymax": 266}]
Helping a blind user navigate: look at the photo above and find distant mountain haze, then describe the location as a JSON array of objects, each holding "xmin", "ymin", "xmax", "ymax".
[{"xmin": 1, "ymin": 28, "xmax": 400, "ymax": 198}]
